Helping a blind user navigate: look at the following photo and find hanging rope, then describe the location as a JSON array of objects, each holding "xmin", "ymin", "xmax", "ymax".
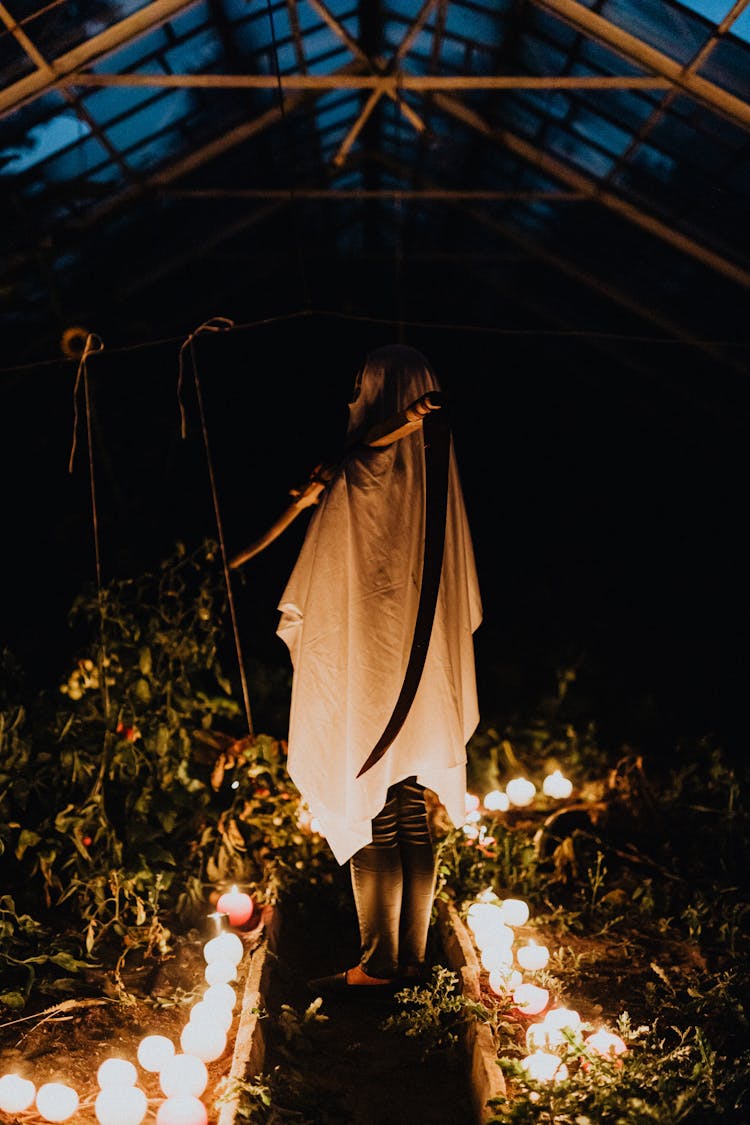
[
  {"xmin": 178, "ymin": 317, "xmax": 254, "ymax": 739},
  {"xmin": 67, "ymin": 332, "xmax": 110, "ymax": 717}
]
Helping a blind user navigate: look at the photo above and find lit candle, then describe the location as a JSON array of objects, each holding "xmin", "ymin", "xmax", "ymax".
[
  {"xmin": 159, "ymin": 1054, "xmax": 208, "ymax": 1099},
  {"xmin": 521, "ymin": 1050, "xmax": 569, "ymax": 1083},
  {"xmin": 498, "ymin": 898, "xmax": 530, "ymax": 927},
  {"xmin": 512, "ymin": 983, "xmax": 549, "ymax": 1015},
  {"xmin": 97, "ymin": 1058, "xmax": 138, "ymax": 1088},
  {"xmin": 0, "ymin": 1074, "xmax": 36, "ymax": 1113},
  {"xmin": 137, "ymin": 1035, "xmax": 176, "ymax": 1074},
  {"xmin": 203, "ymin": 931, "xmax": 243, "ymax": 966},
  {"xmin": 95, "ymin": 1085, "xmax": 148, "ymax": 1125},
  {"xmin": 505, "ymin": 777, "xmax": 536, "ymax": 807},
  {"xmin": 35, "ymin": 1083, "xmax": 80, "ymax": 1122},
  {"xmin": 516, "ymin": 939, "xmax": 550, "ymax": 971},
  {"xmin": 542, "ymin": 769, "xmax": 573, "ymax": 799},
  {"xmin": 155, "ymin": 1094, "xmax": 208, "ymax": 1125},
  {"xmin": 483, "ymin": 789, "xmax": 510, "ymax": 812},
  {"xmin": 216, "ymin": 884, "xmax": 254, "ymax": 927},
  {"xmin": 585, "ymin": 1028, "xmax": 627, "ymax": 1057},
  {"xmin": 180, "ymin": 1019, "xmax": 227, "ymax": 1063}
]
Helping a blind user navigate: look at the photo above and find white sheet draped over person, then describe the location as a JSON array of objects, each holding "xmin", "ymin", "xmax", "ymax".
[{"xmin": 276, "ymin": 344, "xmax": 483, "ymax": 867}]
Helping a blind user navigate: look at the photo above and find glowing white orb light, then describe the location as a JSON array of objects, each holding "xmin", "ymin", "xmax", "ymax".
[
  {"xmin": 488, "ymin": 966, "xmax": 523, "ymax": 996},
  {"xmin": 516, "ymin": 939, "xmax": 550, "ymax": 971},
  {"xmin": 467, "ymin": 904, "xmax": 514, "ymax": 956},
  {"xmin": 137, "ymin": 1035, "xmax": 176, "ymax": 1074},
  {"xmin": 35, "ymin": 1082, "xmax": 80, "ymax": 1122},
  {"xmin": 95, "ymin": 1085, "xmax": 148, "ymax": 1125},
  {"xmin": 585, "ymin": 1028, "xmax": 627, "ymax": 1057},
  {"xmin": 180, "ymin": 1019, "xmax": 227, "ymax": 1063},
  {"xmin": 204, "ymin": 958, "xmax": 237, "ymax": 986},
  {"xmin": 498, "ymin": 898, "xmax": 530, "ymax": 927},
  {"xmin": 512, "ymin": 983, "xmax": 550, "ymax": 1016},
  {"xmin": 0, "ymin": 1074, "xmax": 36, "ymax": 1113},
  {"xmin": 480, "ymin": 943, "xmax": 514, "ymax": 973},
  {"xmin": 526, "ymin": 1021, "xmax": 558, "ymax": 1052},
  {"xmin": 203, "ymin": 931, "xmax": 243, "ymax": 966},
  {"xmin": 542, "ymin": 769, "xmax": 573, "ymax": 799},
  {"xmin": 203, "ymin": 981, "xmax": 237, "ymax": 1012},
  {"xmin": 189, "ymin": 999, "xmax": 233, "ymax": 1033},
  {"xmin": 544, "ymin": 1007, "xmax": 581, "ymax": 1034},
  {"xmin": 483, "ymin": 789, "xmax": 510, "ymax": 812},
  {"xmin": 97, "ymin": 1058, "xmax": 138, "ymax": 1088},
  {"xmin": 159, "ymin": 1054, "xmax": 208, "ymax": 1099},
  {"xmin": 156, "ymin": 1094, "xmax": 208, "ymax": 1125},
  {"xmin": 521, "ymin": 1050, "xmax": 569, "ymax": 1083},
  {"xmin": 505, "ymin": 777, "xmax": 537, "ymax": 808}
]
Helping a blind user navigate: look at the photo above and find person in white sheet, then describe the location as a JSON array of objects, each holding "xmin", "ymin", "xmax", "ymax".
[{"xmin": 276, "ymin": 343, "xmax": 482, "ymax": 993}]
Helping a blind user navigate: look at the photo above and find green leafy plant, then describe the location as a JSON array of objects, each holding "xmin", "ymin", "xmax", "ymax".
[{"xmin": 382, "ymin": 964, "xmax": 492, "ymax": 1060}]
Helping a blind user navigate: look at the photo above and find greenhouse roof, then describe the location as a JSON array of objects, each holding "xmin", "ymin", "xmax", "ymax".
[{"xmin": 1, "ymin": 0, "xmax": 750, "ymax": 381}]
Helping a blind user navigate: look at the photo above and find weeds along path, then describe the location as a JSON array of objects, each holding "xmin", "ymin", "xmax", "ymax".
[{"xmin": 255, "ymin": 865, "xmax": 477, "ymax": 1125}]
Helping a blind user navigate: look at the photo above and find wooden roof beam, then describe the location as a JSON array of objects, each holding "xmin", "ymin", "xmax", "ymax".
[
  {"xmin": 534, "ymin": 0, "xmax": 750, "ymax": 132},
  {"xmin": 0, "ymin": 0, "xmax": 198, "ymax": 119}
]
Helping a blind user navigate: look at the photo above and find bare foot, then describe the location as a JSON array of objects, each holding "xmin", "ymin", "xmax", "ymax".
[{"xmin": 345, "ymin": 965, "xmax": 393, "ymax": 986}]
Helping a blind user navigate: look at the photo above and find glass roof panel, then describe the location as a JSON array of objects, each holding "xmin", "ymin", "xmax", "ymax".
[
  {"xmin": 599, "ymin": 0, "xmax": 713, "ymax": 63},
  {"xmin": 102, "ymin": 89, "xmax": 192, "ymax": 151},
  {"xmin": 1, "ymin": 111, "xmax": 89, "ymax": 174},
  {"xmin": 698, "ymin": 37, "xmax": 750, "ymax": 101}
]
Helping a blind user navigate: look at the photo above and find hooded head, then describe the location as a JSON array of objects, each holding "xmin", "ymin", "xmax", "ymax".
[{"xmin": 346, "ymin": 345, "xmax": 440, "ymax": 445}]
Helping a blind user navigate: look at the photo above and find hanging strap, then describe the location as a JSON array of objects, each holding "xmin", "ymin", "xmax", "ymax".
[
  {"xmin": 356, "ymin": 406, "xmax": 451, "ymax": 778},
  {"xmin": 178, "ymin": 318, "xmax": 255, "ymax": 739}
]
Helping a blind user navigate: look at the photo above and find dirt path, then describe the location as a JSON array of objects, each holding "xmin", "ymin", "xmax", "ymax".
[{"xmin": 260, "ymin": 868, "xmax": 478, "ymax": 1124}]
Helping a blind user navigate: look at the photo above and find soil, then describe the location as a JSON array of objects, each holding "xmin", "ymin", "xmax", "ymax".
[
  {"xmin": 0, "ymin": 861, "xmax": 711, "ymax": 1125},
  {"xmin": 0, "ymin": 920, "xmax": 263, "ymax": 1124},
  {"xmin": 260, "ymin": 867, "xmax": 477, "ymax": 1125}
]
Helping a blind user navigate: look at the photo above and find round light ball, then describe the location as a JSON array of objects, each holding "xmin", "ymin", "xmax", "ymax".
[
  {"xmin": 586, "ymin": 1028, "xmax": 627, "ymax": 1057},
  {"xmin": 521, "ymin": 1050, "xmax": 568, "ymax": 1083},
  {"xmin": 512, "ymin": 983, "xmax": 550, "ymax": 1016},
  {"xmin": 483, "ymin": 789, "xmax": 510, "ymax": 812},
  {"xmin": 95, "ymin": 1085, "xmax": 148, "ymax": 1125},
  {"xmin": 159, "ymin": 1054, "xmax": 208, "ymax": 1099},
  {"xmin": 0, "ymin": 1074, "xmax": 36, "ymax": 1113},
  {"xmin": 189, "ymin": 1000, "xmax": 233, "ymax": 1033},
  {"xmin": 156, "ymin": 1094, "xmax": 208, "ymax": 1125},
  {"xmin": 137, "ymin": 1034, "xmax": 176, "ymax": 1074},
  {"xmin": 180, "ymin": 1019, "xmax": 227, "ymax": 1062},
  {"xmin": 204, "ymin": 959, "xmax": 237, "ymax": 986},
  {"xmin": 97, "ymin": 1058, "xmax": 138, "ymax": 1089},
  {"xmin": 506, "ymin": 777, "xmax": 536, "ymax": 807},
  {"xmin": 203, "ymin": 932, "xmax": 243, "ymax": 966},
  {"xmin": 498, "ymin": 898, "xmax": 530, "ymax": 927},
  {"xmin": 203, "ymin": 982, "xmax": 237, "ymax": 1012},
  {"xmin": 36, "ymin": 1082, "xmax": 80, "ymax": 1122}
]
